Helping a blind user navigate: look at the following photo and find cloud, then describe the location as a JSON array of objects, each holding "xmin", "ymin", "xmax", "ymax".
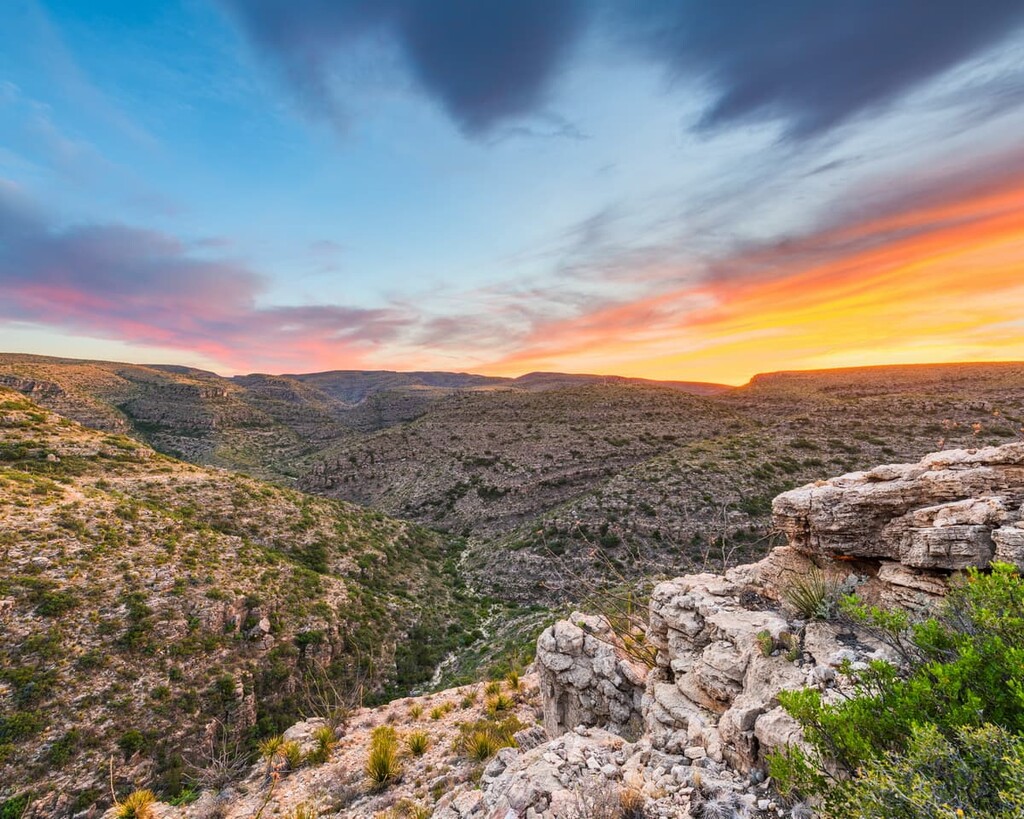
[
  {"xmin": 613, "ymin": 0, "xmax": 1024, "ymax": 138},
  {"xmin": 0, "ymin": 186, "xmax": 410, "ymax": 371},
  {"xmin": 219, "ymin": 0, "xmax": 586, "ymax": 135},
  {"xmin": 480, "ymin": 155, "xmax": 1024, "ymax": 381},
  {"xmin": 221, "ymin": 1, "xmax": 1024, "ymax": 141}
]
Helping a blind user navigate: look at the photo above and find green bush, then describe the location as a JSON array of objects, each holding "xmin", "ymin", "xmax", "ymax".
[
  {"xmin": 771, "ymin": 563, "xmax": 1024, "ymax": 817},
  {"xmin": 827, "ymin": 723, "xmax": 1024, "ymax": 819},
  {"xmin": 118, "ymin": 730, "xmax": 147, "ymax": 760},
  {"xmin": 0, "ymin": 795, "xmax": 29, "ymax": 819}
]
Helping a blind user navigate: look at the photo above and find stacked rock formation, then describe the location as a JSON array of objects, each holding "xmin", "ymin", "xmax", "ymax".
[{"xmin": 517, "ymin": 442, "xmax": 1024, "ymax": 815}]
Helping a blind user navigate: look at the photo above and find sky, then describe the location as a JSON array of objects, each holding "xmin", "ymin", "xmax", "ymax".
[{"xmin": 1, "ymin": 1, "xmax": 1024, "ymax": 385}]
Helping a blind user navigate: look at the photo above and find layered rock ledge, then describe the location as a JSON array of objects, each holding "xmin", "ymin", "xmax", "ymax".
[{"xmin": 519, "ymin": 442, "xmax": 1024, "ymax": 815}]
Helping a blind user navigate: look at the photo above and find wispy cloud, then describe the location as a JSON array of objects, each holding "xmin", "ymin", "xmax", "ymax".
[
  {"xmin": 481, "ymin": 155, "xmax": 1024, "ymax": 381},
  {"xmin": 0, "ymin": 184, "xmax": 410, "ymax": 372}
]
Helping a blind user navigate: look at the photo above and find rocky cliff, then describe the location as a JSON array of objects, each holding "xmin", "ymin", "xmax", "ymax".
[
  {"xmin": 480, "ymin": 441, "xmax": 1024, "ymax": 817},
  {"xmin": 96, "ymin": 441, "xmax": 1024, "ymax": 818}
]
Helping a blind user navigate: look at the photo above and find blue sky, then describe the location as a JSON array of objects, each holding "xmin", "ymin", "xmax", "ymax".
[{"xmin": 2, "ymin": 1, "xmax": 1024, "ymax": 381}]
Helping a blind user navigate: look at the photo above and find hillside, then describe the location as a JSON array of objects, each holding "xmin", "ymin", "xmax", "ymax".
[
  {"xmin": 4, "ymin": 355, "xmax": 1023, "ymax": 609},
  {"xmin": 311, "ymin": 362, "xmax": 1024, "ymax": 602},
  {"xmin": 0, "ymin": 388, "xmax": 482, "ymax": 814}
]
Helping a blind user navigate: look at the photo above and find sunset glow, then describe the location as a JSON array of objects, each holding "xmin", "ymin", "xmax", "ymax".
[{"xmin": 2, "ymin": 2, "xmax": 1024, "ymax": 380}]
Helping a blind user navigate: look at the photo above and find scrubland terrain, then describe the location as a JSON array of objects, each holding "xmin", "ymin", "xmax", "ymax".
[
  {"xmin": 0, "ymin": 388, "xmax": 487, "ymax": 812},
  {"xmin": 2, "ymin": 355, "xmax": 1024, "ymax": 815}
]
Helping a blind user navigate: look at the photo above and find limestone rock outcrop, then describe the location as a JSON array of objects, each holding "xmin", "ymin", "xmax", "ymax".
[
  {"xmin": 536, "ymin": 613, "xmax": 648, "ymax": 740},
  {"xmin": 773, "ymin": 442, "xmax": 1024, "ymax": 572},
  {"xmin": 522, "ymin": 442, "xmax": 1024, "ymax": 813}
]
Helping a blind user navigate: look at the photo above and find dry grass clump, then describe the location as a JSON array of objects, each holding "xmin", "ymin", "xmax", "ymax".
[
  {"xmin": 406, "ymin": 730, "xmax": 429, "ymax": 756},
  {"xmin": 114, "ymin": 790, "xmax": 156, "ymax": 819}
]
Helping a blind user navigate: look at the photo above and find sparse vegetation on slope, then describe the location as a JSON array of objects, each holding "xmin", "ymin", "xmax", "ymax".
[{"xmin": 0, "ymin": 388, "xmax": 481, "ymax": 814}]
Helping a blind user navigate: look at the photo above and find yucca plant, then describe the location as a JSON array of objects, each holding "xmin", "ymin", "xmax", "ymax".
[
  {"xmin": 463, "ymin": 729, "xmax": 499, "ymax": 761},
  {"xmin": 486, "ymin": 693, "xmax": 514, "ymax": 715},
  {"xmin": 406, "ymin": 730, "xmax": 429, "ymax": 756},
  {"xmin": 305, "ymin": 725, "xmax": 337, "ymax": 765},
  {"xmin": 280, "ymin": 740, "xmax": 303, "ymax": 771},
  {"xmin": 505, "ymin": 670, "xmax": 523, "ymax": 692},
  {"xmin": 783, "ymin": 568, "xmax": 840, "ymax": 620},
  {"xmin": 259, "ymin": 734, "xmax": 284, "ymax": 763},
  {"xmin": 366, "ymin": 725, "xmax": 402, "ymax": 790},
  {"xmin": 115, "ymin": 790, "xmax": 156, "ymax": 819}
]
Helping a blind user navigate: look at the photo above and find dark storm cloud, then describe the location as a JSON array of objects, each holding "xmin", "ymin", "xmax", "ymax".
[
  {"xmin": 222, "ymin": 1, "xmax": 1024, "ymax": 140},
  {"xmin": 220, "ymin": 0, "xmax": 586, "ymax": 134},
  {"xmin": 617, "ymin": 0, "xmax": 1024, "ymax": 137}
]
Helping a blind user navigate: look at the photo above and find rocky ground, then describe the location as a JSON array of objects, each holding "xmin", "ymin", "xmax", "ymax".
[{"xmin": 112, "ymin": 439, "xmax": 1024, "ymax": 818}]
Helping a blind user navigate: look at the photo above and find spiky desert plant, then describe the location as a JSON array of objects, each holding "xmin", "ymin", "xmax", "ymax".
[
  {"xmin": 259, "ymin": 734, "xmax": 284, "ymax": 763},
  {"xmin": 406, "ymin": 730, "xmax": 429, "ymax": 756},
  {"xmin": 366, "ymin": 725, "xmax": 402, "ymax": 791},
  {"xmin": 463, "ymin": 729, "xmax": 499, "ymax": 761},
  {"xmin": 484, "ymin": 680, "xmax": 502, "ymax": 697},
  {"xmin": 505, "ymin": 670, "xmax": 522, "ymax": 692},
  {"xmin": 782, "ymin": 568, "xmax": 840, "ymax": 620},
  {"xmin": 286, "ymin": 805, "xmax": 318, "ymax": 819},
  {"xmin": 305, "ymin": 725, "xmax": 337, "ymax": 765},
  {"xmin": 280, "ymin": 740, "xmax": 303, "ymax": 771},
  {"xmin": 115, "ymin": 790, "xmax": 156, "ymax": 819},
  {"xmin": 408, "ymin": 704, "xmax": 424, "ymax": 720},
  {"xmin": 486, "ymin": 693, "xmax": 514, "ymax": 715}
]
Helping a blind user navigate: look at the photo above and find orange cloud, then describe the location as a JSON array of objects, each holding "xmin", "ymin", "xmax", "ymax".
[{"xmin": 478, "ymin": 172, "xmax": 1024, "ymax": 384}]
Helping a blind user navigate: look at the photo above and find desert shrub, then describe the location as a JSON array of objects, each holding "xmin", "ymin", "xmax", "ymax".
[
  {"xmin": 408, "ymin": 704, "xmax": 424, "ymax": 720},
  {"xmin": 825, "ymin": 723, "xmax": 1024, "ymax": 818},
  {"xmin": 483, "ymin": 680, "xmax": 502, "ymax": 697},
  {"xmin": 771, "ymin": 563, "xmax": 1024, "ymax": 817},
  {"xmin": 305, "ymin": 725, "xmax": 337, "ymax": 765},
  {"xmin": 0, "ymin": 795, "xmax": 29, "ymax": 819},
  {"xmin": 406, "ymin": 730, "xmax": 429, "ymax": 756},
  {"xmin": 118, "ymin": 730, "xmax": 148, "ymax": 760},
  {"xmin": 456, "ymin": 715, "xmax": 522, "ymax": 761},
  {"xmin": 366, "ymin": 725, "xmax": 402, "ymax": 790},
  {"xmin": 115, "ymin": 790, "xmax": 156, "ymax": 819},
  {"xmin": 485, "ymin": 693, "xmax": 513, "ymax": 715},
  {"xmin": 280, "ymin": 740, "xmax": 303, "ymax": 771},
  {"xmin": 781, "ymin": 568, "xmax": 840, "ymax": 620}
]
